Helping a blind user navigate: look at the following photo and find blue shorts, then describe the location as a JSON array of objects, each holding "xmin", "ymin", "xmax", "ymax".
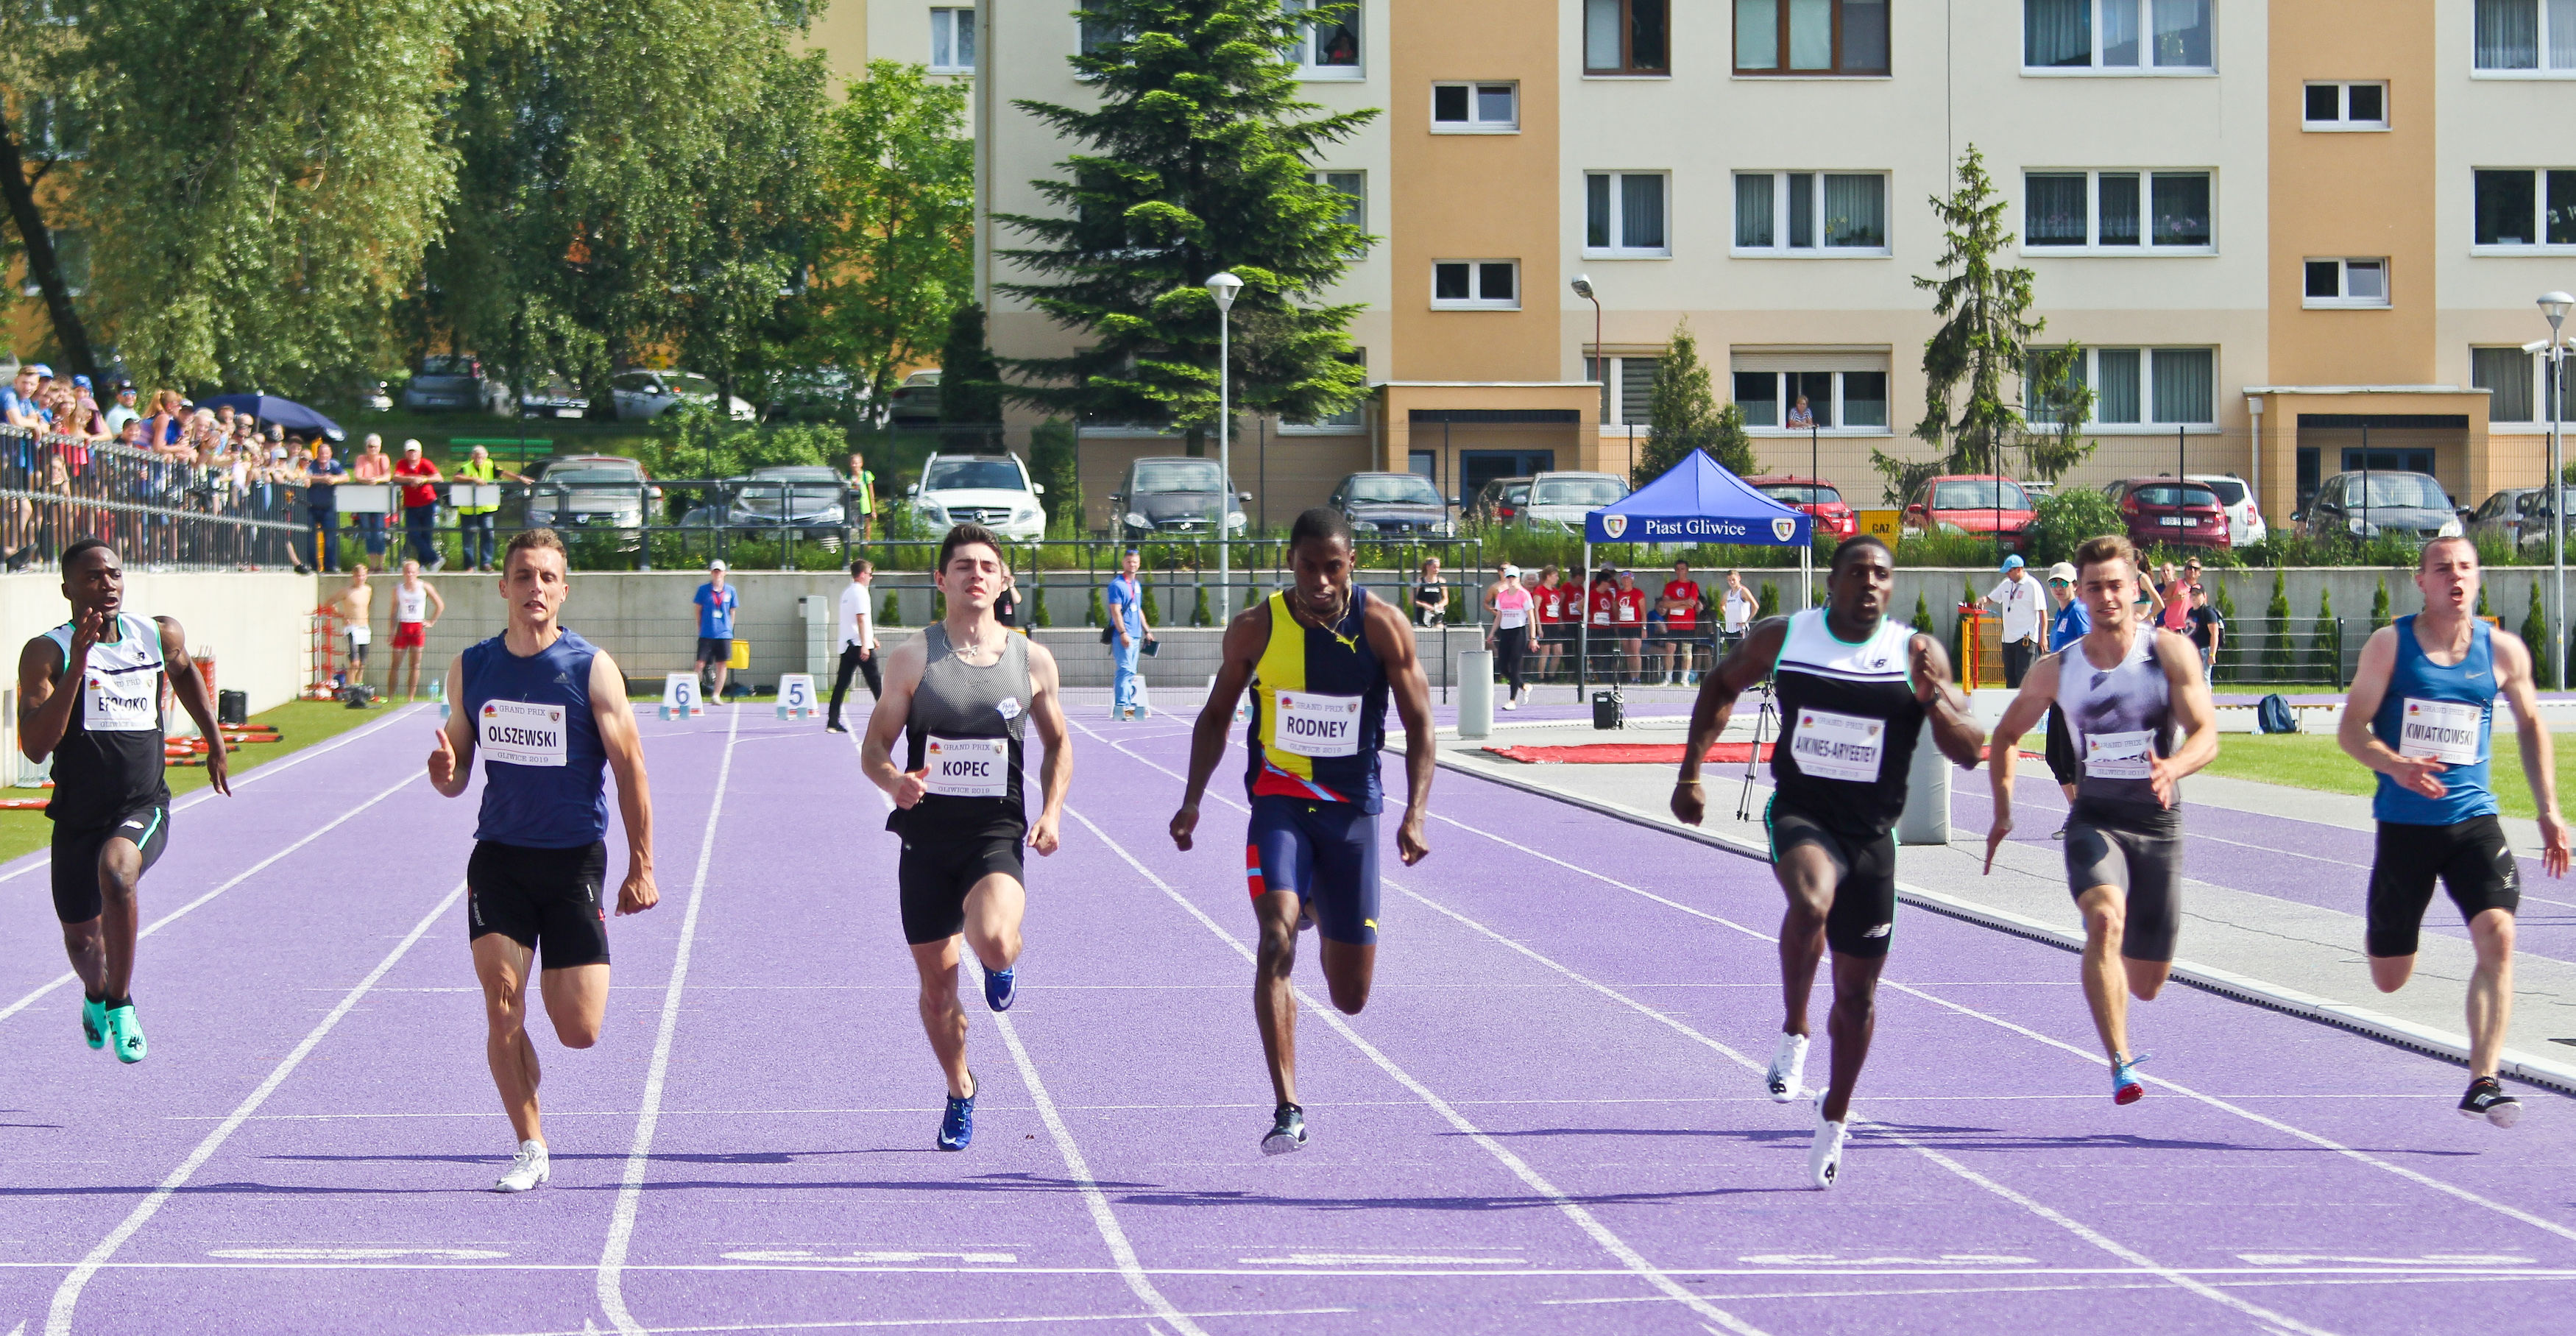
[{"xmin": 1245, "ymin": 794, "xmax": 1381, "ymax": 945}]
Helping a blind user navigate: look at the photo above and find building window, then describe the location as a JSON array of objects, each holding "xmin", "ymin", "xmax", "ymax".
[
  {"xmin": 2026, "ymin": 346, "xmax": 2214, "ymax": 426},
  {"xmin": 2024, "ymin": 0, "xmax": 2213, "ymax": 72},
  {"xmin": 2304, "ymin": 257, "xmax": 2388, "ymax": 308},
  {"xmin": 1078, "ymin": 11, "xmax": 1130, "ymax": 58},
  {"xmin": 2303, "ymin": 82, "xmax": 2386, "ymax": 129},
  {"xmin": 1735, "ymin": 0, "xmax": 1890, "ymax": 76},
  {"xmin": 1287, "ymin": 350, "xmax": 1368, "ymax": 431},
  {"xmin": 1729, "ymin": 366, "xmax": 1892, "ymax": 431},
  {"xmin": 1587, "ymin": 0, "xmax": 1671, "ymax": 74},
  {"xmin": 1282, "ymin": 0, "xmax": 1361, "ymax": 77},
  {"xmin": 2474, "ymin": 169, "xmax": 2576, "ymax": 247},
  {"xmin": 1733, "ymin": 172, "xmax": 1888, "ymax": 253},
  {"xmin": 1587, "ymin": 356, "xmax": 1665, "ymax": 426},
  {"xmin": 930, "ymin": 7, "xmax": 976, "ymax": 73},
  {"xmin": 1433, "ymin": 261, "xmax": 1519, "ymax": 309},
  {"xmin": 1585, "ymin": 173, "xmax": 1670, "ymax": 256},
  {"xmin": 2475, "ymin": 0, "xmax": 2576, "ymax": 72},
  {"xmin": 1309, "ymin": 171, "xmax": 1365, "ymax": 231},
  {"xmin": 1431, "ymin": 82, "xmax": 1518, "ymax": 132},
  {"xmin": 2021, "ymin": 170, "xmax": 2212, "ymax": 251}
]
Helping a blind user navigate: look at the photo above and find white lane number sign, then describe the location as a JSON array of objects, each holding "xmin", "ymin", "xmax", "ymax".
[{"xmin": 776, "ymin": 673, "xmax": 818, "ymax": 719}]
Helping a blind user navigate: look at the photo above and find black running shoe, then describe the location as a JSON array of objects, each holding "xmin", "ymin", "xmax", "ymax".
[
  {"xmin": 1261, "ymin": 1102, "xmax": 1307, "ymax": 1156},
  {"xmin": 2460, "ymin": 1076, "xmax": 2522, "ymax": 1128}
]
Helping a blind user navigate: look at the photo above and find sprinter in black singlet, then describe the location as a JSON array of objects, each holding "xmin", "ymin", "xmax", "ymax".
[
  {"xmin": 1674, "ymin": 534, "xmax": 1984, "ymax": 1189},
  {"xmin": 1172, "ymin": 509, "xmax": 1437, "ymax": 1156},
  {"xmin": 17, "ymin": 539, "xmax": 229, "ymax": 1065}
]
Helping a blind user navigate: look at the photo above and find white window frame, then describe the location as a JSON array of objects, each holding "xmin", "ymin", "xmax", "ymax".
[
  {"xmin": 2302, "ymin": 81, "xmax": 2388, "ymax": 130},
  {"xmin": 1730, "ymin": 171, "xmax": 1892, "ymax": 257},
  {"xmin": 2028, "ymin": 346, "xmax": 2221, "ymax": 430},
  {"xmin": 2470, "ymin": 168, "xmax": 2576, "ymax": 254},
  {"xmin": 1432, "ymin": 260, "xmax": 1520, "ymax": 310},
  {"xmin": 1430, "ymin": 82, "xmax": 1519, "ymax": 133},
  {"xmin": 1729, "ymin": 365, "xmax": 1896, "ymax": 436},
  {"xmin": 2019, "ymin": 169, "xmax": 2216, "ymax": 254},
  {"xmin": 2021, "ymin": 0, "xmax": 2216, "ymax": 77},
  {"xmin": 1281, "ymin": 0, "xmax": 1364, "ymax": 80},
  {"xmin": 1308, "ymin": 170, "xmax": 1366, "ymax": 233},
  {"xmin": 929, "ymin": 7, "xmax": 976, "ymax": 74},
  {"xmin": 2304, "ymin": 257, "xmax": 2389, "ymax": 308},
  {"xmin": 1583, "ymin": 172, "xmax": 1672, "ymax": 258},
  {"xmin": 2470, "ymin": 345, "xmax": 2576, "ymax": 429},
  {"xmin": 2473, "ymin": 0, "xmax": 2576, "ymax": 77}
]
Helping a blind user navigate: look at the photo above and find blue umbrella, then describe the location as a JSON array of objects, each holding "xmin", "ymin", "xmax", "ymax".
[{"xmin": 197, "ymin": 393, "xmax": 346, "ymax": 443}]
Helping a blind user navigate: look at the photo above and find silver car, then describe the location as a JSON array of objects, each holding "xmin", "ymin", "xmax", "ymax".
[
  {"xmin": 609, "ymin": 369, "xmax": 756, "ymax": 423},
  {"xmin": 1519, "ymin": 472, "xmax": 1630, "ymax": 533},
  {"xmin": 726, "ymin": 464, "xmax": 849, "ymax": 540},
  {"xmin": 2466, "ymin": 485, "xmax": 2576, "ymax": 551}
]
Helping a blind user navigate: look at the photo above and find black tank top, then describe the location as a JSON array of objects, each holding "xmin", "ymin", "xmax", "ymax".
[
  {"xmin": 1769, "ymin": 609, "xmax": 1926, "ymax": 838},
  {"xmin": 43, "ymin": 614, "xmax": 172, "ymax": 827}
]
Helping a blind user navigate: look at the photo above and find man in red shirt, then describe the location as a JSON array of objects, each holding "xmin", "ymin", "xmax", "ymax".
[
  {"xmin": 394, "ymin": 439, "xmax": 447, "ymax": 570},
  {"xmin": 1658, "ymin": 559, "xmax": 1705, "ymax": 687},
  {"xmin": 1612, "ymin": 569, "xmax": 1648, "ymax": 684}
]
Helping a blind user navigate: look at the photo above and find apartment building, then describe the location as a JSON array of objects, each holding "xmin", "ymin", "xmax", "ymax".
[{"xmin": 945, "ymin": 0, "xmax": 2576, "ymax": 529}]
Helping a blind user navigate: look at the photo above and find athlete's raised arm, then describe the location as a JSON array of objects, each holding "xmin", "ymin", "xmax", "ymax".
[
  {"xmin": 2338, "ymin": 626, "xmax": 2446, "ymax": 799},
  {"xmin": 1172, "ymin": 601, "xmax": 1268, "ymax": 852},
  {"xmin": 1909, "ymin": 632, "xmax": 1985, "ymax": 769},
  {"xmin": 427, "ymin": 651, "xmax": 474, "ymax": 797},
  {"xmin": 1024, "ymin": 640, "xmax": 1071, "ymax": 857},
  {"xmin": 1363, "ymin": 592, "xmax": 1434, "ymax": 866},
  {"xmin": 2491, "ymin": 628, "xmax": 2572, "ymax": 875},
  {"xmin": 590, "ymin": 650, "xmax": 657, "ymax": 913},
  {"xmin": 1674, "ymin": 615, "xmax": 1787, "ymax": 826},
  {"xmin": 15, "ymin": 608, "xmax": 94, "ymax": 762},
  {"xmin": 861, "ymin": 635, "xmax": 931, "ymax": 807},
  {"xmin": 2149, "ymin": 629, "xmax": 2220, "ymax": 807},
  {"xmin": 1984, "ymin": 651, "xmax": 2064, "ymax": 872},
  {"xmin": 156, "ymin": 615, "xmax": 228, "ymax": 796}
]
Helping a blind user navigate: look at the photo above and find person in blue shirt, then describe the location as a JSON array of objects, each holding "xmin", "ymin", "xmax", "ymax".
[
  {"xmin": 1104, "ymin": 549, "xmax": 1151, "ymax": 720},
  {"xmin": 692, "ymin": 559, "xmax": 740, "ymax": 699}
]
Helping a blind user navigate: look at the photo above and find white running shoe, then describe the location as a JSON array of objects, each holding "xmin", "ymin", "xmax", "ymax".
[
  {"xmin": 1766, "ymin": 1031, "xmax": 1811, "ymax": 1103},
  {"xmin": 492, "ymin": 1139, "xmax": 550, "ymax": 1193},
  {"xmin": 1810, "ymin": 1103, "xmax": 1850, "ymax": 1190}
]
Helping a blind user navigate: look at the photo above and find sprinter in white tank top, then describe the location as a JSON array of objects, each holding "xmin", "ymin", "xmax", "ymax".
[{"xmin": 389, "ymin": 559, "xmax": 446, "ymax": 701}]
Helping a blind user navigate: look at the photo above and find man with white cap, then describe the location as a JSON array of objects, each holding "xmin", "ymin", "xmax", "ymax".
[
  {"xmin": 1484, "ymin": 563, "xmax": 1532, "ymax": 709},
  {"xmin": 692, "ymin": 560, "xmax": 739, "ymax": 699},
  {"xmin": 1982, "ymin": 554, "xmax": 2044, "ymax": 688}
]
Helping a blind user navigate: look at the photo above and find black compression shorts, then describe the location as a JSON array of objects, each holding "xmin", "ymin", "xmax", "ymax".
[
  {"xmin": 467, "ymin": 840, "xmax": 611, "ymax": 969},
  {"xmin": 49, "ymin": 803, "xmax": 168, "ymax": 924},
  {"xmin": 2064, "ymin": 799, "xmax": 2184, "ymax": 964},
  {"xmin": 899, "ymin": 829, "xmax": 1025, "ymax": 944},
  {"xmin": 1765, "ymin": 800, "xmax": 1896, "ymax": 959},
  {"xmin": 2367, "ymin": 816, "xmax": 2520, "ymax": 958}
]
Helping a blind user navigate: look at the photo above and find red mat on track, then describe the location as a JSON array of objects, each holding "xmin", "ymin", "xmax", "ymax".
[{"xmin": 1482, "ymin": 741, "xmax": 2042, "ymax": 765}]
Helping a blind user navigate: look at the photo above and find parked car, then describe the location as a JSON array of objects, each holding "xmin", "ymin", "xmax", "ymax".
[
  {"xmin": 2298, "ymin": 470, "xmax": 2461, "ymax": 545},
  {"xmin": 350, "ymin": 380, "xmax": 394, "ymax": 413},
  {"xmin": 517, "ymin": 372, "xmax": 589, "ymax": 420},
  {"xmin": 1468, "ymin": 476, "xmax": 1533, "ymax": 526},
  {"xmin": 2465, "ymin": 485, "xmax": 2576, "ymax": 551},
  {"xmin": 2100, "ymin": 476, "xmax": 2232, "ymax": 551},
  {"xmin": 1901, "ymin": 475, "xmax": 2037, "ymax": 548},
  {"xmin": 608, "ymin": 369, "xmax": 756, "ymax": 423},
  {"xmin": 1745, "ymin": 474, "xmax": 1858, "ymax": 540},
  {"xmin": 1109, "ymin": 456, "xmax": 1246, "ymax": 540},
  {"xmin": 1518, "ymin": 471, "xmax": 1630, "ymax": 534},
  {"xmin": 2018, "ymin": 479, "xmax": 2057, "ymax": 503},
  {"xmin": 2184, "ymin": 472, "xmax": 2266, "ymax": 547},
  {"xmin": 1328, "ymin": 471, "xmax": 1454, "ymax": 537},
  {"xmin": 523, "ymin": 454, "xmax": 660, "ymax": 549},
  {"xmin": 762, "ymin": 367, "xmax": 857, "ymax": 423},
  {"xmin": 400, "ymin": 355, "xmax": 498, "ymax": 414},
  {"xmin": 726, "ymin": 464, "xmax": 849, "ymax": 540},
  {"xmin": 910, "ymin": 451, "xmax": 1049, "ymax": 541},
  {"xmin": 888, "ymin": 368, "xmax": 942, "ymax": 424}
]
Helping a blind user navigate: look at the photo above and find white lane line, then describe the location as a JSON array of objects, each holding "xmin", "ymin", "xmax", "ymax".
[
  {"xmin": 43, "ymin": 877, "xmax": 467, "ymax": 1336},
  {"xmin": 1061, "ymin": 803, "xmax": 1772, "ymax": 1336},
  {"xmin": 597, "ymin": 701, "xmax": 743, "ymax": 1336},
  {"xmin": 0, "ymin": 766, "xmax": 427, "ymax": 1027}
]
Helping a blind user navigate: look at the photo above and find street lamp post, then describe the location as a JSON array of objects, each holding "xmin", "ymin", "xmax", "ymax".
[
  {"xmin": 1208, "ymin": 271, "xmax": 1242, "ymax": 619},
  {"xmin": 1571, "ymin": 275, "xmax": 1602, "ymax": 699},
  {"xmin": 2544, "ymin": 291, "xmax": 2574, "ymax": 690}
]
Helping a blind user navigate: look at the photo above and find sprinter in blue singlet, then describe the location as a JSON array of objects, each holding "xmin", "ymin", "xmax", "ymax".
[
  {"xmin": 2339, "ymin": 535, "xmax": 2569, "ymax": 1128},
  {"xmin": 428, "ymin": 528, "xmax": 659, "ymax": 1193}
]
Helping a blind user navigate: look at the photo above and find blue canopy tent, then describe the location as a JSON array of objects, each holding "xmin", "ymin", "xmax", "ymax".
[
  {"xmin": 197, "ymin": 394, "xmax": 347, "ymax": 444},
  {"xmin": 1577, "ymin": 450, "xmax": 1813, "ymax": 696}
]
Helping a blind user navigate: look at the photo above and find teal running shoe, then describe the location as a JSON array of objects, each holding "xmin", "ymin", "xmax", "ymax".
[
  {"xmin": 983, "ymin": 966, "xmax": 1016, "ymax": 1013},
  {"xmin": 81, "ymin": 997, "xmax": 106, "ymax": 1050},
  {"xmin": 1261, "ymin": 1103, "xmax": 1307, "ymax": 1156},
  {"xmin": 2112, "ymin": 1052, "xmax": 2151, "ymax": 1106},
  {"xmin": 106, "ymin": 1003, "xmax": 146, "ymax": 1064},
  {"xmin": 937, "ymin": 1075, "xmax": 976, "ymax": 1151}
]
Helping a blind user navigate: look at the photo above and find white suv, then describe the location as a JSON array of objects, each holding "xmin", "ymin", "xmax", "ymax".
[
  {"xmin": 908, "ymin": 452, "xmax": 1049, "ymax": 541},
  {"xmin": 2185, "ymin": 473, "xmax": 2267, "ymax": 547}
]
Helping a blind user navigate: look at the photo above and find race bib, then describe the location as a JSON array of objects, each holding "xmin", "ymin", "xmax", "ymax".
[
  {"xmin": 1273, "ymin": 690, "xmax": 1363, "ymax": 757},
  {"xmin": 2397, "ymin": 698, "xmax": 2483, "ymax": 765},
  {"xmin": 478, "ymin": 699, "xmax": 569, "ymax": 767},
  {"xmin": 1788, "ymin": 709, "xmax": 1886, "ymax": 782},
  {"xmin": 924, "ymin": 735, "xmax": 1008, "ymax": 797},
  {"xmin": 83, "ymin": 670, "xmax": 158, "ymax": 732},
  {"xmin": 2085, "ymin": 729, "xmax": 2156, "ymax": 781},
  {"xmin": 347, "ymin": 625, "xmax": 372, "ymax": 646}
]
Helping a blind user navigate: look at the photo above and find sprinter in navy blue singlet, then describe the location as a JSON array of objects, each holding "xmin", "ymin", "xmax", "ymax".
[
  {"xmin": 429, "ymin": 529, "xmax": 659, "ymax": 1193},
  {"xmin": 2339, "ymin": 536, "xmax": 2569, "ymax": 1128}
]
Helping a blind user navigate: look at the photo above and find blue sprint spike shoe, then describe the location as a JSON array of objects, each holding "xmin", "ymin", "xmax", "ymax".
[
  {"xmin": 937, "ymin": 1075, "xmax": 977, "ymax": 1151},
  {"xmin": 82, "ymin": 997, "xmax": 107, "ymax": 1050},
  {"xmin": 2112, "ymin": 1052, "xmax": 2151, "ymax": 1106},
  {"xmin": 106, "ymin": 1002, "xmax": 147, "ymax": 1064},
  {"xmin": 983, "ymin": 966, "xmax": 1016, "ymax": 1013},
  {"xmin": 1261, "ymin": 1103, "xmax": 1308, "ymax": 1156}
]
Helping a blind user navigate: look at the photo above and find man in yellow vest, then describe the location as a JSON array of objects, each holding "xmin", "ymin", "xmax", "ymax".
[
  {"xmin": 848, "ymin": 452, "xmax": 877, "ymax": 543},
  {"xmin": 454, "ymin": 445, "xmax": 522, "ymax": 573}
]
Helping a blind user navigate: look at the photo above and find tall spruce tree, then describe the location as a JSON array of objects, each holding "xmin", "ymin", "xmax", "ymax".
[
  {"xmin": 1632, "ymin": 321, "xmax": 1755, "ymax": 486},
  {"xmin": 939, "ymin": 303, "xmax": 1005, "ymax": 450},
  {"xmin": 995, "ymin": 1, "xmax": 1376, "ymax": 450}
]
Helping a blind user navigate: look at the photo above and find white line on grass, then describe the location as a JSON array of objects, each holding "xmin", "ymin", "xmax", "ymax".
[
  {"xmin": 43, "ymin": 877, "xmax": 467, "ymax": 1336},
  {"xmin": 597, "ymin": 701, "xmax": 742, "ymax": 1336},
  {"xmin": 0, "ymin": 766, "xmax": 427, "ymax": 1028}
]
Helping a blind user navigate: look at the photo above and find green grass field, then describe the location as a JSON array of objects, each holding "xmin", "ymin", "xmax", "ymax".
[
  {"xmin": 2203, "ymin": 731, "xmax": 2576, "ymax": 819},
  {"xmin": 0, "ymin": 699, "xmax": 413, "ymax": 865}
]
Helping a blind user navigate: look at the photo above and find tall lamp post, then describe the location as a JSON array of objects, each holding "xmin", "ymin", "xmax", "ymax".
[
  {"xmin": 2544, "ymin": 291, "xmax": 2574, "ymax": 690},
  {"xmin": 1208, "ymin": 271, "xmax": 1242, "ymax": 619},
  {"xmin": 1571, "ymin": 275, "xmax": 1602, "ymax": 699}
]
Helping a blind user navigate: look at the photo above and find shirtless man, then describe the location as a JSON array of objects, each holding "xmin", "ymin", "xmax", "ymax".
[{"xmin": 328, "ymin": 565, "xmax": 375, "ymax": 691}]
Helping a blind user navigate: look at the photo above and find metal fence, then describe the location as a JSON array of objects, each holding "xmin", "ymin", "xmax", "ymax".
[{"xmin": 0, "ymin": 428, "xmax": 307, "ymax": 570}]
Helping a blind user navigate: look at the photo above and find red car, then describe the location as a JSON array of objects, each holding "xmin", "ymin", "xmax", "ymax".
[
  {"xmin": 1902, "ymin": 475, "xmax": 2037, "ymax": 549},
  {"xmin": 2102, "ymin": 476, "xmax": 2232, "ymax": 551},
  {"xmin": 1746, "ymin": 474, "xmax": 1858, "ymax": 539}
]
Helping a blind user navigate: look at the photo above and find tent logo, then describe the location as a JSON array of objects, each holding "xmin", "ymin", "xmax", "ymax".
[
  {"xmin": 1601, "ymin": 515, "xmax": 1627, "ymax": 540},
  {"xmin": 1772, "ymin": 517, "xmax": 1797, "ymax": 542}
]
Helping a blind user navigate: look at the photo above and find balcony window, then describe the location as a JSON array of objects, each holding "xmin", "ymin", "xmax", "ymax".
[
  {"xmin": 2475, "ymin": 0, "xmax": 2576, "ymax": 71},
  {"xmin": 1281, "ymin": 0, "xmax": 1362, "ymax": 77},
  {"xmin": 1588, "ymin": 356, "xmax": 1665, "ymax": 426},
  {"xmin": 2474, "ymin": 169, "xmax": 2576, "ymax": 247},
  {"xmin": 1585, "ymin": 0, "xmax": 1670, "ymax": 74},
  {"xmin": 2304, "ymin": 258, "xmax": 2389, "ymax": 308},
  {"xmin": 1432, "ymin": 82, "xmax": 1518, "ymax": 132},
  {"xmin": 1432, "ymin": 261, "xmax": 1518, "ymax": 309},
  {"xmin": 2025, "ymin": 0, "xmax": 2212, "ymax": 72},
  {"xmin": 1729, "ymin": 365, "xmax": 1891, "ymax": 431},
  {"xmin": 1585, "ymin": 173, "xmax": 1670, "ymax": 256},
  {"xmin": 2303, "ymin": 82, "xmax": 2387, "ymax": 130},
  {"xmin": 1734, "ymin": 0, "xmax": 1889, "ymax": 76},
  {"xmin": 2022, "ymin": 170, "xmax": 2212, "ymax": 251},
  {"xmin": 1733, "ymin": 172, "xmax": 1886, "ymax": 254},
  {"xmin": 2028, "ymin": 347, "xmax": 2213, "ymax": 426}
]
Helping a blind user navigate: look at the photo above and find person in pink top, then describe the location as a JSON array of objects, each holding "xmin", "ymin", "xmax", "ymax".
[{"xmin": 1485, "ymin": 564, "xmax": 1534, "ymax": 710}]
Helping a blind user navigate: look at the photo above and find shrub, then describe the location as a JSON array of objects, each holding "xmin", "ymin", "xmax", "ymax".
[
  {"xmin": 1757, "ymin": 582, "xmax": 1779, "ymax": 619},
  {"xmin": 1911, "ymin": 592, "xmax": 1933, "ymax": 635},
  {"xmin": 2306, "ymin": 587, "xmax": 2337, "ymax": 682},
  {"xmin": 1086, "ymin": 587, "xmax": 1106, "ymax": 627},
  {"xmin": 881, "ymin": 590, "xmax": 902, "ymax": 627},
  {"xmin": 2262, "ymin": 571, "xmax": 2293, "ymax": 679},
  {"xmin": 2526, "ymin": 581, "xmax": 2554, "ymax": 687},
  {"xmin": 2371, "ymin": 576, "xmax": 2391, "ymax": 630},
  {"xmin": 2027, "ymin": 487, "xmax": 2126, "ymax": 567},
  {"xmin": 1192, "ymin": 582, "xmax": 1213, "ymax": 627}
]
